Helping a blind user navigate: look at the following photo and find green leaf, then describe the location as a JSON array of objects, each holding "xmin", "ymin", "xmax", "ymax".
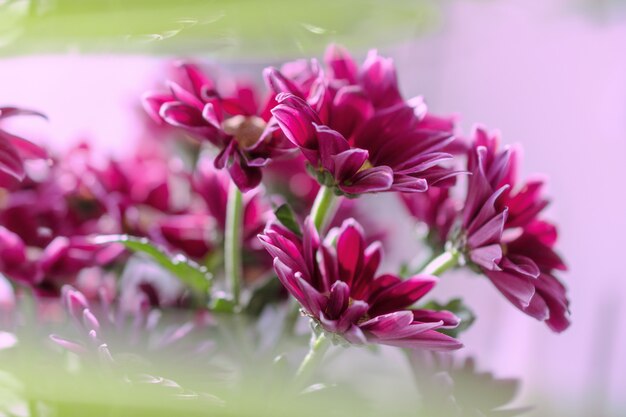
[
  {"xmin": 92, "ymin": 235, "xmax": 212, "ymax": 297},
  {"xmin": 421, "ymin": 298, "xmax": 476, "ymax": 338},
  {"xmin": 244, "ymin": 275, "xmax": 283, "ymax": 316},
  {"xmin": 274, "ymin": 203, "xmax": 302, "ymax": 236},
  {"xmin": 209, "ymin": 296, "xmax": 238, "ymax": 314}
]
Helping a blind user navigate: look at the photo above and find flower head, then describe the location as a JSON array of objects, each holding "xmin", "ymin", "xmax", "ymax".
[
  {"xmin": 266, "ymin": 45, "xmax": 458, "ymax": 195},
  {"xmin": 143, "ymin": 62, "xmax": 288, "ymax": 191},
  {"xmin": 259, "ymin": 218, "xmax": 462, "ymax": 350},
  {"xmin": 401, "ymin": 127, "xmax": 570, "ymax": 332},
  {"xmin": 272, "ymin": 94, "xmax": 456, "ymax": 195},
  {"xmin": 460, "ymin": 128, "xmax": 569, "ymax": 332}
]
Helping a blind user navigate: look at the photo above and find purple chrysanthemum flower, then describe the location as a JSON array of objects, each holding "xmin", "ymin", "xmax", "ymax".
[
  {"xmin": 143, "ymin": 62, "xmax": 289, "ymax": 191},
  {"xmin": 271, "ymin": 94, "xmax": 456, "ymax": 195},
  {"xmin": 265, "ymin": 45, "xmax": 458, "ymax": 195},
  {"xmin": 0, "ymin": 107, "xmax": 47, "ymax": 188},
  {"xmin": 460, "ymin": 128, "xmax": 570, "ymax": 332},
  {"xmin": 259, "ymin": 218, "xmax": 462, "ymax": 350},
  {"xmin": 401, "ymin": 127, "xmax": 570, "ymax": 332}
]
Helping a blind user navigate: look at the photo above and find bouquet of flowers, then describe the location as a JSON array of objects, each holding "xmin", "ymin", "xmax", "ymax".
[{"xmin": 0, "ymin": 45, "xmax": 569, "ymax": 417}]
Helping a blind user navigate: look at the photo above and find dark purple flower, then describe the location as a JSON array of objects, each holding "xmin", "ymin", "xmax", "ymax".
[
  {"xmin": 0, "ymin": 107, "xmax": 47, "ymax": 188},
  {"xmin": 459, "ymin": 128, "xmax": 570, "ymax": 332},
  {"xmin": 259, "ymin": 218, "xmax": 462, "ymax": 350},
  {"xmin": 143, "ymin": 62, "xmax": 289, "ymax": 191},
  {"xmin": 151, "ymin": 214, "xmax": 216, "ymax": 260},
  {"xmin": 272, "ymin": 94, "xmax": 456, "ymax": 195},
  {"xmin": 266, "ymin": 45, "xmax": 458, "ymax": 195}
]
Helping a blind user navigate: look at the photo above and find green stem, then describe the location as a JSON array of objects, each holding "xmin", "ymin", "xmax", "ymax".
[
  {"xmin": 295, "ymin": 332, "xmax": 331, "ymax": 388},
  {"xmin": 283, "ymin": 299, "xmax": 302, "ymax": 336},
  {"xmin": 310, "ymin": 186, "xmax": 339, "ymax": 232},
  {"xmin": 420, "ymin": 249, "xmax": 460, "ymax": 276},
  {"xmin": 225, "ymin": 182, "xmax": 244, "ymax": 306}
]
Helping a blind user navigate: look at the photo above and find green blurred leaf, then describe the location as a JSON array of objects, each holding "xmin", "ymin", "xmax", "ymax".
[
  {"xmin": 209, "ymin": 295, "xmax": 238, "ymax": 314},
  {"xmin": 0, "ymin": 0, "xmax": 441, "ymax": 57},
  {"xmin": 244, "ymin": 275, "xmax": 283, "ymax": 316},
  {"xmin": 274, "ymin": 203, "xmax": 301, "ymax": 236},
  {"xmin": 93, "ymin": 235, "xmax": 212, "ymax": 297}
]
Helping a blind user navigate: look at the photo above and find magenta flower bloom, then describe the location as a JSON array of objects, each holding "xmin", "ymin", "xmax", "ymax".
[
  {"xmin": 0, "ymin": 107, "xmax": 47, "ymax": 188},
  {"xmin": 460, "ymin": 128, "xmax": 569, "ymax": 332},
  {"xmin": 272, "ymin": 93, "xmax": 456, "ymax": 195},
  {"xmin": 143, "ymin": 62, "xmax": 288, "ymax": 191},
  {"xmin": 265, "ymin": 44, "xmax": 456, "ymax": 139},
  {"xmin": 0, "ymin": 225, "xmax": 122, "ymax": 294},
  {"xmin": 259, "ymin": 218, "xmax": 462, "ymax": 350},
  {"xmin": 266, "ymin": 45, "xmax": 457, "ymax": 195}
]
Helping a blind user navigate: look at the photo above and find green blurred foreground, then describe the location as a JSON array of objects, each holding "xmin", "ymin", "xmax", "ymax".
[{"xmin": 0, "ymin": 0, "xmax": 440, "ymax": 57}]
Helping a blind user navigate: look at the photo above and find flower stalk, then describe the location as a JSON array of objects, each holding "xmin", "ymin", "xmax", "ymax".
[
  {"xmin": 310, "ymin": 185, "xmax": 339, "ymax": 232},
  {"xmin": 225, "ymin": 181, "xmax": 244, "ymax": 306},
  {"xmin": 294, "ymin": 332, "xmax": 331, "ymax": 388},
  {"xmin": 421, "ymin": 249, "xmax": 460, "ymax": 276}
]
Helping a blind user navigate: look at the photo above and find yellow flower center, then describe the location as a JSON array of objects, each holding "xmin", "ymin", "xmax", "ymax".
[
  {"xmin": 358, "ymin": 159, "xmax": 373, "ymax": 173},
  {"xmin": 222, "ymin": 115, "xmax": 267, "ymax": 149}
]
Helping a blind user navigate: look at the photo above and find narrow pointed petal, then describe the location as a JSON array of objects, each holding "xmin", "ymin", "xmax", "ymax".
[{"xmin": 338, "ymin": 166, "xmax": 394, "ymax": 194}]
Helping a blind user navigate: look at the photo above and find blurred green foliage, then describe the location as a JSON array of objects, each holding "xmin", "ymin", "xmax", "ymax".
[{"xmin": 0, "ymin": 0, "xmax": 441, "ymax": 58}]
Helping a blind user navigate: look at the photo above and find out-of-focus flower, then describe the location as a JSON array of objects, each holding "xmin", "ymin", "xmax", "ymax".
[
  {"xmin": 0, "ymin": 225, "xmax": 122, "ymax": 294},
  {"xmin": 50, "ymin": 284, "xmax": 217, "ymax": 401},
  {"xmin": 259, "ymin": 218, "xmax": 462, "ymax": 350},
  {"xmin": 409, "ymin": 351, "xmax": 526, "ymax": 417},
  {"xmin": 459, "ymin": 128, "xmax": 569, "ymax": 332},
  {"xmin": 0, "ymin": 142, "xmax": 202, "ymax": 293},
  {"xmin": 192, "ymin": 153, "xmax": 276, "ymax": 282},
  {"xmin": 192, "ymin": 153, "xmax": 269, "ymax": 247},
  {"xmin": 57, "ymin": 143, "xmax": 220, "ymax": 262},
  {"xmin": 143, "ymin": 62, "xmax": 289, "ymax": 191},
  {"xmin": 52, "ymin": 284, "xmax": 214, "ymax": 362},
  {"xmin": 0, "ymin": 107, "xmax": 47, "ymax": 188},
  {"xmin": 400, "ymin": 187, "xmax": 460, "ymax": 250}
]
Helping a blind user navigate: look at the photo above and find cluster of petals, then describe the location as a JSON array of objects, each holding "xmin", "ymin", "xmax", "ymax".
[
  {"xmin": 461, "ymin": 128, "xmax": 569, "ymax": 332},
  {"xmin": 267, "ymin": 45, "xmax": 457, "ymax": 195},
  {"xmin": 51, "ymin": 285, "xmax": 213, "ymax": 361},
  {"xmin": 143, "ymin": 62, "xmax": 290, "ymax": 191},
  {"xmin": 0, "ymin": 143, "xmax": 273, "ymax": 293},
  {"xmin": 403, "ymin": 127, "xmax": 569, "ymax": 332},
  {"xmin": 259, "ymin": 217, "xmax": 462, "ymax": 350}
]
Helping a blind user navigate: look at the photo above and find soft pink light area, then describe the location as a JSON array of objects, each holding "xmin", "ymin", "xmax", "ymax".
[
  {"xmin": 0, "ymin": 54, "xmax": 164, "ymax": 155},
  {"xmin": 0, "ymin": 1, "xmax": 624, "ymax": 416}
]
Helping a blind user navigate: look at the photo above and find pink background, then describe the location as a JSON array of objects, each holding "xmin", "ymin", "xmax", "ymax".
[{"xmin": 0, "ymin": 1, "xmax": 624, "ymax": 415}]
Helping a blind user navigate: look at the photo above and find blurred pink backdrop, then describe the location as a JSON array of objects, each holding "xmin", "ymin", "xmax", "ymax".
[{"xmin": 0, "ymin": 1, "xmax": 624, "ymax": 416}]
